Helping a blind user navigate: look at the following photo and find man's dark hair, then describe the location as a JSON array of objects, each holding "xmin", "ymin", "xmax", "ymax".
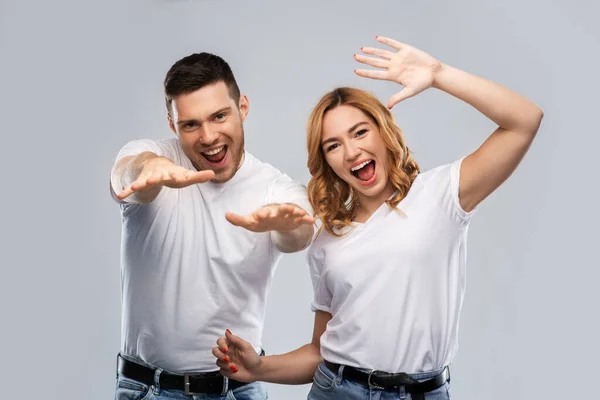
[{"xmin": 163, "ymin": 52, "xmax": 241, "ymax": 115}]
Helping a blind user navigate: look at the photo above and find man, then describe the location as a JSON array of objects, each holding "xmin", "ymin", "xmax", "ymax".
[{"xmin": 109, "ymin": 52, "xmax": 314, "ymax": 400}]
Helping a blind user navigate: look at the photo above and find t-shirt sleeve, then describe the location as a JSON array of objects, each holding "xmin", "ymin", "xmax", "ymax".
[
  {"xmin": 422, "ymin": 156, "xmax": 477, "ymax": 226},
  {"xmin": 109, "ymin": 139, "xmax": 177, "ymax": 203},
  {"xmin": 307, "ymin": 246, "xmax": 332, "ymax": 313},
  {"xmin": 268, "ymin": 174, "xmax": 313, "ymax": 216}
]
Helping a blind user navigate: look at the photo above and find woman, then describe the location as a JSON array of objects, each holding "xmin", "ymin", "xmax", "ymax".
[{"xmin": 212, "ymin": 36, "xmax": 543, "ymax": 399}]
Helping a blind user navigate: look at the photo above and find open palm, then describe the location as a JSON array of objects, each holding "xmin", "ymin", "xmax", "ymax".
[{"xmin": 354, "ymin": 36, "xmax": 443, "ymax": 109}]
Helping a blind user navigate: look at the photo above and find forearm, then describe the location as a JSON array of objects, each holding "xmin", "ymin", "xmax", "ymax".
[
  {"xmin": 254, "ymin": 343, "xmax": 322, "ymax": 384},
  {"xmin": 432, "ymin": 64, "xmax": 543, "ymax": 134},
  {"xmin": 272, "ymin": 223, "xmax": 314, "ymax": 253}
]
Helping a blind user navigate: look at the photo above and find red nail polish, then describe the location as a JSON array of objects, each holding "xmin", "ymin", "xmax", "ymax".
[
  {"xmin": 222, "ymin": 347, "xmax": 228, "ymax": 353},
  {"xmin": 230, "ymin": 365, "xmax": 238, "ymax": 373},
  {"xmin": 226, "ymin": 329, "xmax": 232, "ymax": 335},
  {"xmin": 223, "ymin": 356, "xmax": 229, "ymax": 363}
]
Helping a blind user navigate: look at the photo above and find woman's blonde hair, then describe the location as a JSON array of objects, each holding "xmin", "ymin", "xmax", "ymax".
[{"xmin": 306, "ymin": 87, "xmax": 420, "ymax": 237}]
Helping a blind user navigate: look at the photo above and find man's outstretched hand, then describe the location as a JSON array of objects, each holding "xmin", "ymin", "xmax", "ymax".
[
  {"xmin": 116, "ymin": 157, "xmax": 215, "ymax": 200},
  {"xmin": 226, "ymin": 203, "xmax": 315, "ymax": 233}
]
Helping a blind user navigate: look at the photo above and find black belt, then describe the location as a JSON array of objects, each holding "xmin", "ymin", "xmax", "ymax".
[
  {"xmin": 324, "ymin": 360, "xmax": 450, "ymax": 400},
  {"xmin": 117, "ymin": 355, "xmax": 248, "ymax": 395}
]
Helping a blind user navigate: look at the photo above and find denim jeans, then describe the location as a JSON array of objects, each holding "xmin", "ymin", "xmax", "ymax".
[
  {"xmin": 307, "ymin": 362, "xmax": 451, "ymax": 400},
  {"xmin": 114, "ymin": 354, "xmax": 268, "ymax": 400}
]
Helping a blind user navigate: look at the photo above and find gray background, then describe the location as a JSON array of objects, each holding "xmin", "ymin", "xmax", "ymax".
[{"xmin": 1, "ymin": 0, "xmax": 598, "ymax": 399}]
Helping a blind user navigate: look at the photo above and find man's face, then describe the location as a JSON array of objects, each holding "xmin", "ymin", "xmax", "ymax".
[{"xmin": 168, "ymin": 81, "xmax": 249, "ymax": 183}]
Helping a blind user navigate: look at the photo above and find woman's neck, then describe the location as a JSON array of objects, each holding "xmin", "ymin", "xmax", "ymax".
[{"xmin": 353, "ymin": 183, "xmax": 395, "ymax": 222}]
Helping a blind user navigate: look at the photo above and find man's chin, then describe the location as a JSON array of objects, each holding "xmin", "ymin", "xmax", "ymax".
[{"xmin": 210, "ymin": 167, "xmax": 236, "ymax": 183}]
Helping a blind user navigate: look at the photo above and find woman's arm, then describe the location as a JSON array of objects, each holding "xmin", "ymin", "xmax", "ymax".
[
  {"xmin": 213, "ymin": 310, "xmax": 332, "ymax": 384},
  {"xmin": 431, "ymin": 63, "xmax": 543, "ymax": 212},
  {"xmin": 355, "ymin": 36, "xmax": 544, "ymax": 212}
]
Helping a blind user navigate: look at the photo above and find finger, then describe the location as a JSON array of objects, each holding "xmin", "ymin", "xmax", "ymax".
[
  {"xmin": 217, "ymin": 360, "xmax": 236, "ymax": 372},
  {"xmin": 277, "ymin": 204, "xmax": 296, "ymax": 215},
  {"xmin": 354, "ymin": 69, "xmax": 387, "ymax": 80},
  {"xmin": 254, "ymin": 207, "xmax": 272, "ymax": 221},
  {"xmin": 145, "ymin": 170, "xmax": 164, "ymax": 186},
  {"xmin": 216, "ymin": 337, "xmax": 229, "ymax": 353},
  {"xmin": 292, "ymin": 215, "xmax": 316, "ymax": 227},
  {"xmin": 354, "ymin": 53, "xmax": 389, "ymax": 69},
  {"xmin": 186, "ymin": 169, "xmax": 216, "ymax": 184},
  {"xmin": 300, "ymin": 215, "xmax": 316, "ymax": 224},
  {"xmin": 116, "ymin": 185, "xmax": 136, "ymax": 200},
  {"xmin": 375, "ymin": 35, "xmax": 407, "ymax": 51},
  {"xmin": 291, "ymin": 207, "xmax": 307, "ymax": 218},
  {"xmin": 225, "ymin": 212, "xmax": 255, "ymax": 230},
  {"xmin": 388, "ymin": 88, "xmax": 417, "ymax": 109},
  {"xmin": 359, "ymin": 46, "xmax": 394, "ymax": 60},
  {"xmin": 212, "ymin": 346, "xmax": 230, "ymax": 363},
  {"xmin": 129, "ymin": 177, "xmax": 151, "ymax": 192},
  {"xmin": 225, "ymin": 329, "xmax": 249, "ymax": 351}
]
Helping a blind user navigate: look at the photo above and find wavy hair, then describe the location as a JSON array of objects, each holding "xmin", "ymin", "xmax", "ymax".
[{"xmin": 307, "ymin": 87, "xmax": 420, "ymax": 237}]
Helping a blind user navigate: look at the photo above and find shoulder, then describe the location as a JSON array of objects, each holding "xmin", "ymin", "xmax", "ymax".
[
  {"xmin": 410, "ymin": 157, "xmax": 473, "ymax": 224},
  {"xmin": 414, "ymin": 158, "xmax": 461, "ymax": 186},
  {"xmin": 116, "ymin": 137, "xmax": 181, "ymax": 159}
]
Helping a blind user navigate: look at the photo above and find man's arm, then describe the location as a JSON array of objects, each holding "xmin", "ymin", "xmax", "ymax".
[
  {"xmin": 110, "ymin": 151, "xmax": 215, "ymax": 204},
  {"xmin": 271, "ymin": 203, "xmax": 315, "ymax": 253},
  {"xmin": 225, "ymin": 203, "xmax": 315, "ymax": 253}
]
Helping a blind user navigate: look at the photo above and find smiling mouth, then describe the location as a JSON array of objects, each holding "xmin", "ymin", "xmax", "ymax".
[
  {"xmin": 201, "ymin": 145, "xmax": 228, "ymax": 164},
  {"xmin": 350, "ymin": 159, "xmax": 376, "ymax": 182}
]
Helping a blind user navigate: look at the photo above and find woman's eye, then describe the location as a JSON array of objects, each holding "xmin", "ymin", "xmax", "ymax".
[{"xmin": 326, "ymin": 143, "xmax": 339, "ymax": 152}]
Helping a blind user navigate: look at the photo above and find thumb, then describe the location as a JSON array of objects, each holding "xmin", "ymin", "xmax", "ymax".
[
  {"xmin": 225, "ymin": 212, "xmax": 246, "ymax": 226},
  {"xmin": 387, "ymin": 88, "xmax": 416, "ymax": 109}
]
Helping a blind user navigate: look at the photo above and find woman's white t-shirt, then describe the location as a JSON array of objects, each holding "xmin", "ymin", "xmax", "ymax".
[{"xmin": 308, "ymin": 158, "xmax": 476, "ymax": 373}]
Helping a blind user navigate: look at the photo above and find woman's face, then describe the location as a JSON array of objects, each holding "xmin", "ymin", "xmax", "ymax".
[{"xmin": 320, "ymin": 105, "xmax": 392, "ymax": 203}]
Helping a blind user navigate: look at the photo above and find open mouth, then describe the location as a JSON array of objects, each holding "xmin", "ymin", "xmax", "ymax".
[
  {"xmin": 350, "ymin": 159, "xmax": 377, "ymax": 185},
  {"xmin": 201, "ymin": 145, "xmax": 228, "ymax": 166}
]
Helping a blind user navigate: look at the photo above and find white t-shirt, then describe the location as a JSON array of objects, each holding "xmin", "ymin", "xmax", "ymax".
[
  {"xmin": 308, "ymin": 158, "xmax": 476, "ymax": 374},
  {"xmin": 110, "ymin": 138, "xmax": 311, "ymax": 373}
]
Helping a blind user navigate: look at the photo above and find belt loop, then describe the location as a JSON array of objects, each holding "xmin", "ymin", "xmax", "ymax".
[
  {"xmin": 335, "ymin": 364, "xmax": 345, "ymax": 384},
  {"xmin": 221, "ymin": 376, "xmax": 230, "ymax": 395},
  {"xmin": 153, "ymin": 367, "xmax": 163, "ymax": 393},
  {"xmin": 398, "ymin": 383, "xmax": 407, "ymax": 400}
]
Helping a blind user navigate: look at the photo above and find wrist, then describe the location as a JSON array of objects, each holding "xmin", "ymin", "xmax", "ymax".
[
  {"xmin": 251, "ymin": 356, "xmax": 268, "ymax": 381},
  {"xmin": 431, "ymin": 62, "xmax": 452, "ymax": 90}
]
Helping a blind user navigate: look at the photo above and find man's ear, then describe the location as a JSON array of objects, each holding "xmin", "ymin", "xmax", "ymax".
[
  {"xmin": 238, "ymin": 94, "xmax": 250, "ymax": 122},
  {"xmin": 167, "ymin": 114, "xmax": 178, "ymax": 136}
]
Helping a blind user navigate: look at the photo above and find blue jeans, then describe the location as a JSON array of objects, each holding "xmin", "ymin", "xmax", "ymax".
[
  {"xmin": 307, "ymin": 362, "xmax": 451, "ymax": 400},
  {"xmin": 114, "ymin": 355, "xmax": 268, "ymax": 400}
]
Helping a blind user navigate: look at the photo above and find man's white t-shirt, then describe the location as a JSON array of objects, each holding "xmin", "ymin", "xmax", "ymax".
[
  {"xmin": 308, "ymin": 158, "xmax": 476, "ymax": 374},
  {"xmin": 110, "ymin": 138, "xmax": 311, "ymax": 373}
]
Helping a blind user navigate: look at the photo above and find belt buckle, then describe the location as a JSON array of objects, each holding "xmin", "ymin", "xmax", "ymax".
[
  {"xmin": 184, "ymin": 374, "xmax": 197, "ymax": 396},
  {"xmin": 367, "ymin": 369, "xmax": 386, "ymax": 390}
]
